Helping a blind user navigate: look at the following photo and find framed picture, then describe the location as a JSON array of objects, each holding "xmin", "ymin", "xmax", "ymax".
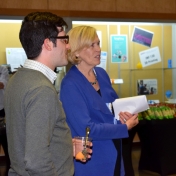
[
  {"xmin": 137, "ymin": 79, "xmax": 157, "ymax": 95},
  {"xmin": 131, "ymin": 26, "xmax": 154, "ymax": 47}
]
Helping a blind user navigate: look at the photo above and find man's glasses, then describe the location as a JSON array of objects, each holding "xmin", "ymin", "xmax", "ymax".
[{"xmin": 50, "ymin": 35, "xmax": 69, "ymax": 44}]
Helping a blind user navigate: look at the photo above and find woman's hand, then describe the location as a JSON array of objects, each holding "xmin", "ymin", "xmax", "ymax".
[{"xmin": 119, "ymin": 112, "xmax": 139, "ymax": 130}]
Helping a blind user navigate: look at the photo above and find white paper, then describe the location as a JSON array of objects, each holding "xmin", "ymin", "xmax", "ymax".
[
  {"xmin": 112, "ymin": 95, "xmax": 149, "ymax": 120},
  {"xmin": 6, "ymin": 48, "xmax": 27, "ymax": 72},
  {"xmin": 139, "ymin": 47, "xmax": 161, "ymax": 67},
  {"xmin": 96, "ymin": 51, "xmax": 107, "ymax": 70}
]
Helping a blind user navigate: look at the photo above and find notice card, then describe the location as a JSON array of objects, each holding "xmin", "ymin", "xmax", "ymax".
[
  {"xmin": 112, "ymin": 95, "xmax": 149, "ymax": 120},
  {"xmin": 139, "ymin": 47, "xmax": 161, "ymax": 67}
]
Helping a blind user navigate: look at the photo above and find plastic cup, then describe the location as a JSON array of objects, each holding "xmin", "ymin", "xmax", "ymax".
[{"xmin": 74, "ymin": 136, "xmax": 92, "ymax": 160}]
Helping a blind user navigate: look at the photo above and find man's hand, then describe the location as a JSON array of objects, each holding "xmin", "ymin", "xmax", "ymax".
[{"xmin": 72, "ymin": 138, "xmax": 93, "ymax": 162}]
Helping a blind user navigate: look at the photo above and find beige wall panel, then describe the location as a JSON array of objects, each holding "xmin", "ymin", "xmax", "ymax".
[
  {"xmin": 115, "ymin": 0, "xmax": 176, "ymax": 13},
  {"xmin": 0, "ymin": 23, "xmax": 22, "ymax": 65},
  {"xmin": 163, "ymin": 26, "xmax": 172, "ymax": 98},
  {"xmin": 119, "ymin": 70, "xmax": 131, "ymax": 97},
  {"xmin": 49, "ymin": 0, "xmax": 116, "ymax": 11},
  {"xmin": 163, "ymin": 26, "xmax": 172, "ymax": 68},
  {"xmin": 108, "ymin": 25, "xmax": 118, "ymax": 78},
  {"xmin": 0, "ymin": 0, "xmax": 47, "ymax": 9}
]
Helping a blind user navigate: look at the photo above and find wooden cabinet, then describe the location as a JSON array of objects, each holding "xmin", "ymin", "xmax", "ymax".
[{"xmin": 0, "ymin": 0, "xmax": 176, "ymax": 20}]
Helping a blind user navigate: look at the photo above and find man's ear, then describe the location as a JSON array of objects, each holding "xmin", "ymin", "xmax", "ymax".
[{"xmin": 43, "ymin": 38, "xmax": 52, "ymax": 51}]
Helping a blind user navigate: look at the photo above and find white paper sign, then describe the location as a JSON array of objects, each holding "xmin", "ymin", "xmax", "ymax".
[
  {"xmin": 139, "ymin": 47, "xmax": 161, "ymax": 67},
  {"xmin": 96, "ymin": 31, "xmax": 102, "ymax": 48},
  {"xmin": 112, "ymin": 95, "xmax": 149, "ymax": 120},
  {"xmin": 96, "ymin": 51, "xmax": 107, "ymax": 70},
  {"xmin": 6, "ymin": 48, "xmax": 27, "ymax": 72}
]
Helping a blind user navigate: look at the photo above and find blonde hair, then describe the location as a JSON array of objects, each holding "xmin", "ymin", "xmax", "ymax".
[{"xmin": 67, "ymin": 25, "xmax": 97, "ymax": 64}]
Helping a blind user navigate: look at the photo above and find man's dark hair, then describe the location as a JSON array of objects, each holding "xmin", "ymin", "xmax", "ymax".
[{"xmin": 19, "ymin": 12, "xmax": 68, "ymax": 59}]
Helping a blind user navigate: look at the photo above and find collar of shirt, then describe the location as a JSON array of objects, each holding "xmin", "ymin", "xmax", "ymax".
[{"xmin": 23, "ymin": 59, "xmax": 57, "ymax": 84}]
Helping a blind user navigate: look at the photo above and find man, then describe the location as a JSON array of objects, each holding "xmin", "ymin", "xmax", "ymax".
[{"xmin": 4, "ymin": 12, "xmax": 74, "ymax": 176}]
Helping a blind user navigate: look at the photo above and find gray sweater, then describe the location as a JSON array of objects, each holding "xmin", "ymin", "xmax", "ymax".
[{"xmin": 5, "ymin": 68, "xmax": 74, "ymax": 176}]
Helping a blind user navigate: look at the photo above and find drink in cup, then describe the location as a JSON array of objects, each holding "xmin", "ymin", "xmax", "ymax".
[{"xmin": 74, "ymin": 136, "xmax": 92, "ymax": 161}]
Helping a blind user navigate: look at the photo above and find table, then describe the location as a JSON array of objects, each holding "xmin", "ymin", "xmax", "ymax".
[{"xmin": 122, "ymin": 118, "xmax": 176, "ymax": 176}]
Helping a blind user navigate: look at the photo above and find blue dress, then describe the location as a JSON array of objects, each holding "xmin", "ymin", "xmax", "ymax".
[{"xmin": 60, "ymin": 66, "xmax": 128, "ymax": 176}]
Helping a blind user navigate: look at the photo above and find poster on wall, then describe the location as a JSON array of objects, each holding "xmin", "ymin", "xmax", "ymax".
[
  {"xmin": 6, "ymin": 48, "xmax": 27, "ymax": 72},
  {"xmin": 139, "ymin": 46, "xmax": 161, "ymax": 67},
  {"xmin": 96, "ymin": 51, "xmax": 107, "ymax": 70},
  {"xmin": 111, "ymin": 35, "xmax": 128, "ymax": 63},
  {"xmin": 96, "ymin": 31, "xmax": 102, "ymax": 48},
  {"xmin": 137, "ymin": 79, "xmax": 157, "ymax": 95},
  {"xmin": 131, "ymin": 26, "xmax": 154, "ymax": 47}
]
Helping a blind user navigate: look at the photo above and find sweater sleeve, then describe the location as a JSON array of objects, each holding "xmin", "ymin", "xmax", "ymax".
[{"xmin": 24, "ymin": 86, "xmax": 58, "ymax": 176}]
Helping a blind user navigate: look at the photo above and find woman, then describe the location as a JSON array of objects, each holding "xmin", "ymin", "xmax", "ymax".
[{"xmin": 60, "ymin": 26, "xmax": 138, "ymax": 176}]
